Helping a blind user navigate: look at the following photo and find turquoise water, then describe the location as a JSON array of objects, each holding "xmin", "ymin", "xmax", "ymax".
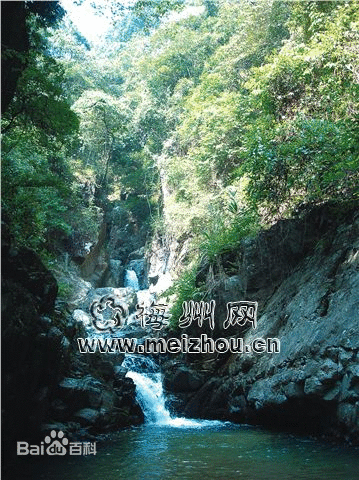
[{"xmin": 15, "ymin": 423, "xmax": 359, "ymax": 480}]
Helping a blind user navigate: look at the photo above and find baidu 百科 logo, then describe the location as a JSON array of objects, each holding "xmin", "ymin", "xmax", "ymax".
[{"xmin": 17, "ymin": 430, "xmax": 96, "ymax": 456}]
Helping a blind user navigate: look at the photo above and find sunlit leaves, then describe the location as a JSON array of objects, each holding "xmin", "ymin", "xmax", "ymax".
[
  {"xmin": 241, "ymin": 1, "xmax": 359, "ymax": 213},
  {"xmin": 3, "ymin": 50, "xmax": 79, "ymax": 138}
]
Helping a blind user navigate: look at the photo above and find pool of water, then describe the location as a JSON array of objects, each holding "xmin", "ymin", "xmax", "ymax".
[{"xmin": 14, "ymin": 423, "xmax": 359, "ymax": 480}]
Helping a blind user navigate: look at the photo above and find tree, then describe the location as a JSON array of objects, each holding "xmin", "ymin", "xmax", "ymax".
[
  {"xmin": 1, "ymin": 1, "xmax": 65, "ymax": 113},
  {"xmin": 1, "ymin": 4, "xmax": 80, "ymax": 253}
]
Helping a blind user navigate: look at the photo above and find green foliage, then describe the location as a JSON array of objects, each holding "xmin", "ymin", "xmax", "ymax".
[
  {"xmin": 1, "ymin": 22, "xmax": 84, "ymax": 255},
  {"xmin": 1, "ymin": 125, "xmax": 75, "ymax": 251},
  {"xmin": 288, "ymin": 1, "xmax": 341, "ymax": 43},
  {"xmin": 125, "ymin": 0, "xmax": 357, "ymax": 321},
  {"xmin": 241, "ymin": 1, "xmax": 359, "ymax": 213},
  {"xmin": 4, "ymin": 0, "xmax": 358, "ymax": 299},
  {"xmin": 57, "ymin": 280, "xmax": 74, "ymax": 301},
  {"xmin": 243, "ymin": 116, "xmax": 358, "ymax": 212},
  {"xmin": 129, "ymin": 0, "xmax": 185, "ymax": 34},
  {"xmin": 122, "ymin": 196, "xmax": 151, "ymax": 223},
  {"xmin": 166, "ymin": 262, "xmax": 204, "ymax": 330},
  {"xmin": 199, "ymin": 205, "xmax": 260, "ymax": 262},
  {"xmin": 3, "ymin": 49, "xmax": 79, "ymax": 138},
  {"xmin": 83, "ymin": 0, "xmax": 357, "ymax": 251}
]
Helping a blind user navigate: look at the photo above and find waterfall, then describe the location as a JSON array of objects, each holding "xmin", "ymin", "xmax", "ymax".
[
  {"xmin": 123, "ymin": 355, "xmax": 221, "ymax": 428},
  {"xmin": 124, "ymin": 269, "xmax": 139, "ymax": 291}
]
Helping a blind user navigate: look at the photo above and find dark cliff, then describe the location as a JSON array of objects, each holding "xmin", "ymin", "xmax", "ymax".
[{"xmin": 163, "ymin": 203, "xmax": 359, "ymax": 443}]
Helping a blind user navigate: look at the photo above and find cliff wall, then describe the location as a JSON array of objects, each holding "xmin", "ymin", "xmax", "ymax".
[{"xmin": 164, "ymin": 203, "xmax": 359, "ymax": 443}]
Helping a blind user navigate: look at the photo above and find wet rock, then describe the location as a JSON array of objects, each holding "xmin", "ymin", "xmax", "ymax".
[
  {"xmin": 164, "ymin": 366, "xmax": 207, "ymax": 393},
  {"xmin": 337, "ymin": 402, "xmax": 359, "ymax": 428},
  {"xmin": 94, "ymin": 360, "xmax": 116, "ymax": 381},
  {"xmin": 56, "ymin": 368, "xmax": 144, "ymax": 433},
  {"xmin": 58, "ymin": 375, "xmax": 103, "ymax": 412},
  {"xmin": 128, "ymin": 247, "xmax": 145, "ymax": 260},
  {"xmin": 74, "ymin": 408, "xmax": 102, "ymax": 426},
  {"xmin": 67, "ymin": 278, "xmax": 93, "ymax": 309},
  {"xmin": 109, "ymin": 259, "xmax": 124, "ymax": 286},
  {"xmin": 114, "ymin": 365, "xmax": 128, "ymax": 380}
]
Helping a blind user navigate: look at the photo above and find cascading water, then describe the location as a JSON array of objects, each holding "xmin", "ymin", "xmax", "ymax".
[
  {"xmin": 123, "ymin": 355, "xmax": 220, "ymax": 428},
  {"xmin": 124, "ymin": 269, "xmax": 140, "ymax": 291},
  {"xmin": 123, "ymin": 355, "xmax": 172, "ymax": 425},
  {"xmin": 121, "ymin": 261, "xmax": 222, "ymax": 429}
]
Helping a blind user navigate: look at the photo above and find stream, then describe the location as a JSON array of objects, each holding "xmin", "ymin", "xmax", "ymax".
[
  {"xmin": 11, "ymin": 271, "xmax": 359, "ymax": 479},
  {"xmin": 15, "ymin": 354, "xmax": 359, "ymax": 480}
]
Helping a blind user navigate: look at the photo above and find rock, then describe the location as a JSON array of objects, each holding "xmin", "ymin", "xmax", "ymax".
[
  {"xmin": 41, "ymin": 422, "xmax": 77, "ymax": 438},
  {"xmin": 1, "ymin": 220, "xmax": 146, "ymax": 460},
  {"xmin": 48, "ymin": 327, "xmax": 71, "ymax": 353},
  {"xmin": 58, "ymin": 375, "xmax": 103, "ymax": 412},
  {"xmin": 177, "ymin": 205, "xmax": 359, "ymax": 442},
  {"xmin": 284, "ymin": 381, "xmax": 305, "ymax": 399},
  {"xmin": 184, "ymin": 378, "xmax": 222, "ymax": 418},
  {"xmin": 94, "ymin": 360, "xmax": 116, "ymax": 381},
  {"xmin": 67, "ymin": 278, "xmax": 93, "ymax": 309},
  {"xmin": 56, "ymin": 369, "xmax": 145, "ymax": 433},
  {"xmin": 1, "ymin": 235, "xmax": 63, "ymax": 458},
  {"xmin": 128, "ymin": 247, "xmax": 145, "ymax": 260},
  {"xmin": 114, "ymin": 366, "xmax": 128, "ymax": 380},
  {"xmin": 148, "ymin": 274, "xmax": 159, "ymax": 285},
  {"xmin": 323, "ymin": 385, "xmax": 341, "ymax": 402},
  {"xmin": 337, "ymin": 403, "xmax": 358, "ymax": 428},
  {"xmin": 80, "ymin": 287, "xmax": 137, "ymax": 314},
  {"xmin": 3, "ymin": 247, "xmax": 58, "ymax": 315},
  {"xmin": 304, "ymin": 377, "xmax": 327, "ymax": 396},
  {"xmin": 39, "ymin": 316, "xmax": 52, "ymax": 331},
  {"xmin": 107, "ymin": 207, "xmax": 148, "ymax": 266},
  {"xmin": 74, "ymin": 408, "xmax": 102, "ymax": 426},
  {"xmin": 164, "ymin": 366, "xmax": 206, "ymax": 393},
  {"xmin": 108, "ymin": 259, "xmax": 124, "ymax": 286},
  {"xmin": 50, "ymin": 399, "xmax": 69, "ymax": 421},
  {"xmin": 340, "ymin": 371, "xmax": 359, "ymax": 402},
  {"xmin": 247, "ymin": 378, "xmax": 287, "ymax": 408},
  {"xmin": 149, "ymin": 272, "xmax": 173, "ymax": 295}
]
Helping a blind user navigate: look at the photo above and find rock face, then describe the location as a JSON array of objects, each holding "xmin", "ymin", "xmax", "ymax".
[
  {"xmin": 106, "ymin": 205, "xmax": 148, "ymax": 269},
  {"xmin": 146, "ymin": 232, "xmax": 192, "ymax": 295},
  {"xmin": 2, "ymin": 227, "xmax": 62, "ymax": 456},
  {"xmin": 1, "ymin": 222, "xmax": 145, "ymax": 465},
  {"xmin": 53, "ymin": 368, "xmax": 144, "ymax": 432},
  {"xmin": 165, "ymin": 204, "xmax": 359, "ymax": 443}
]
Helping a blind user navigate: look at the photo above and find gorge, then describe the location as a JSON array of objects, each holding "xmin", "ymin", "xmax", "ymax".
[
  {"xmin": 2, "ymin": 1, "xmax": 359, "ymax": 479},
  {"xmin": 3, "ymin": 199, "xmax": 359, "ymax": 480}
]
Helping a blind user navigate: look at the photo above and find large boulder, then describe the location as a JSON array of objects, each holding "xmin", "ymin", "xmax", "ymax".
[{"xmin": 56, "ymin": 372, "xmax": 144, "ymax": 431}]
